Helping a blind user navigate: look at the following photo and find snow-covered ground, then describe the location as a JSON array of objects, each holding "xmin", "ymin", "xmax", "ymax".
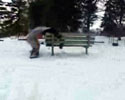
[{"xmin": 0, "ymin": 36, "xmax": 125, "ymax": 100}]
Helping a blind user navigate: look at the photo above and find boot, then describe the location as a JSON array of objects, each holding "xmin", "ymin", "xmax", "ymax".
[{"xmin": 30, "ymin": 48, "xmax": 39, "ymax": 58}]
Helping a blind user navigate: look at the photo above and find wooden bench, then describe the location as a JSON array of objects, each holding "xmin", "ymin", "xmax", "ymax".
[{"xmin": 45, "ymin": 33, "xmax": 95, "ymax": 55}]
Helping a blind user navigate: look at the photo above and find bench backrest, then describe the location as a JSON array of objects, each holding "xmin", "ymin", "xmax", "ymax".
[
  {"xmin": 45, "ymin": 33, "xmax": 95, "ymax": 47},
  {"xmin": 45, "ymin": 33, "xmax": 64, "ymax": 46}
]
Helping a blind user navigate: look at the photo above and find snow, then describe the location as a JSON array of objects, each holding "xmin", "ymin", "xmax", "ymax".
[
  {"xmin": 2, "ymin": 0, "xmax": 12, "ymax": 2},
  {"xmin": 0, "ymin": 36, "xmax": 125, "ymax": 100}
]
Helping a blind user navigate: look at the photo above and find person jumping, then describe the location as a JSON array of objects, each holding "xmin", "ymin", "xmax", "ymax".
[{"xmin": 27, "ymin": 26, "xmax": 62, "ymax": 58}]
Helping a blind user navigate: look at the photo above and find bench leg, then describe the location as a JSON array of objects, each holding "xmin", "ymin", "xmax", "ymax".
[
  {"xmin": 51, "ymin": 46, "xmax": 54, "ymax": 56},
  {"xmin": 51, "ymin": 35, "xmax": 54, "ymax": 56},
  {"xmin": 85, "ymin": 47, "xmax": 88, "ymax": 54}
]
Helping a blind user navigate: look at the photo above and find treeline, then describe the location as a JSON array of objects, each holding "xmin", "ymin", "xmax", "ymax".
[
  {"xmin": 0, "ymin": 0, "xmax": 98, "ymax": 37},
  {"xmin": 101, "ymin": 0, "xmax": 125, "ymax": 36},
  {"xmin": 0, "ymin": 0, "xmax": 125, "ymax": 37},
  {"xmin": 28, "ymin": 0, "xmax": 98, "ymax": 32}
]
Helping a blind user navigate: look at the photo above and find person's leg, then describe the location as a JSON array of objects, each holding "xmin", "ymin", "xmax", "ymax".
[{"xmin": 27, "ymin": 35, "xmax": 40, "ymax": 58}]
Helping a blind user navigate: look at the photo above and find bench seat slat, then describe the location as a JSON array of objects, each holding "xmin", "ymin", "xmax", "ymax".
[
  {"xmin": 46, "ymin": 41, "xmax": 94, "ymax": 44},
  {"xmin": 65, "ymin": 39, "xmax": 94, "ymax": 41},
  {"xmin": 64, "ymin": 37, "xmax": 95, "ymax": 39},
  {"xmin": 46, "ymin": 36, "xmax": 94, "ymax": 40},
  {"xmin": 64, "ymin": 42, "xmax": 94, "ymax": 44},
  {"xmin": 64, "ymin": 40, "xmax": 94, "ymax": 43},
  {"xmin": 46, "ymin": 44, "xmax": 92, "ymax": 47},
  {"xmin": 63, "ymin": 44, "xmax": 92, "ymax": 47}
]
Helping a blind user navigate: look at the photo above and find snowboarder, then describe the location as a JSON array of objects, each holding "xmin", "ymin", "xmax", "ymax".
[{"xmin": 27, "ymin": 26, "xmax": 62, "ymax": 58}]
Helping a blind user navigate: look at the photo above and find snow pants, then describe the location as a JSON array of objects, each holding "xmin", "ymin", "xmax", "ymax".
[{"xmin": 27, "ymin": 33, "xmax": 40, "ymax": 52}]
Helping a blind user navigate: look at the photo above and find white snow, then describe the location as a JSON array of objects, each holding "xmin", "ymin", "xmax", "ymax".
[
  {"xmin": 0, "ymin": 36, "xmax": 125, "ymax": 100},
  {"xmin": 2, "ymin": 0, "xmax": 12, "ymax": 2}
]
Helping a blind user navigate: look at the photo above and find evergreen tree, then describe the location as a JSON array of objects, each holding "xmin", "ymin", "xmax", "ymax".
[
  {"xmin": 29, "ymin": 0, "xmax": 46, "ymax": 29},
  {"xmin": 12, "ymin": 0, "xmax": 29, "ymax": 36},
  {"xmin": 81, "ymin": 0, "xmax": 98, "ymax": 32},
  {"xmin": 0, "ymin": 1, "xmax": 29, "ymax": 37},
  {"xmin": 0, "ymin": 4, "xmax": 16, "ymax": 37},
  {"xmin": 101, "ymin": 0, "xmax": 125, "ymax": 35},
  {"xmin": 51, "ymin": 0, "xmax": 82, "ymax": 32},
  {"xmin": 29, "ymin": 0, "xmax": 82, "ymax": 32}
]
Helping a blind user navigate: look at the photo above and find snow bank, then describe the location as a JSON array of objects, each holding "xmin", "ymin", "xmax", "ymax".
[{"xmin": 0, "ymin": 36, "xmax": 125, "ymax": 100}]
